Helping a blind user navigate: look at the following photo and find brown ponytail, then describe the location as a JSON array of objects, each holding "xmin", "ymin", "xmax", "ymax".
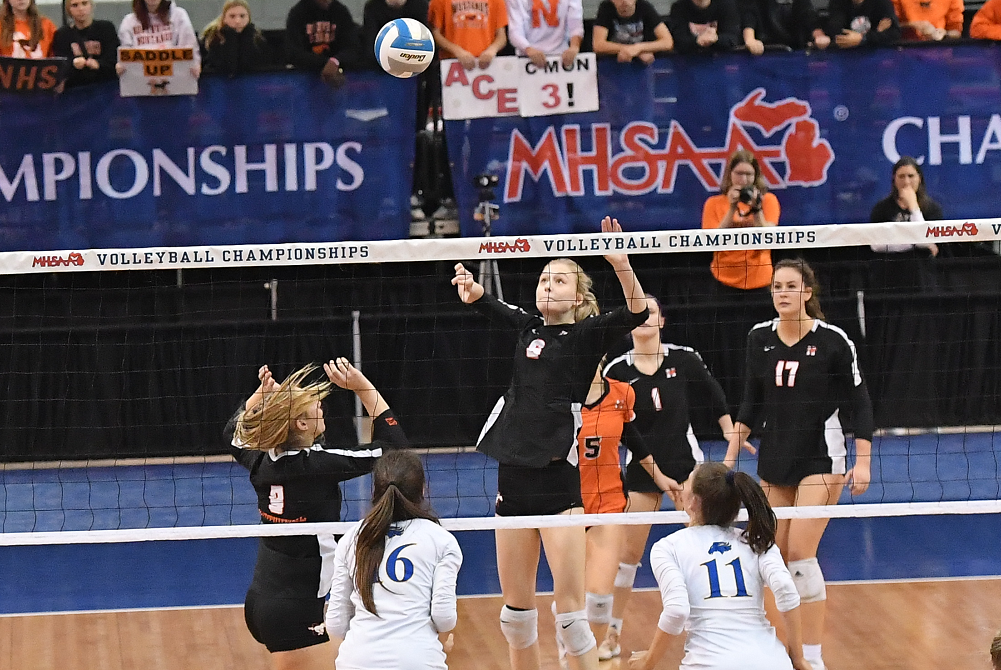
[
  {"xmin": 692, "ymin": 462, "xmax": 777, "ymax": 555},
  {"xmin": 355, "ymin": 451, "xmax": 438, "ymax": 616},
  {"xmin": 773, "ymin": 258, "xmax": 825, "ymax": 320}
]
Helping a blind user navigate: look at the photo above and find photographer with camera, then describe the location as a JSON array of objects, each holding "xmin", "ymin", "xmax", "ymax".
[{"xmin": 700, "ymin": 150, "xmax": 780, "ymax": 408}]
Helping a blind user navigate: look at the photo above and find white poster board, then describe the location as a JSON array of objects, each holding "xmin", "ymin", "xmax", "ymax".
[
  {"xmin": 118, "ymin": 48, "xmax": 198, "ymax": 97},
  {"xmin": 441, "ymin": 53, "xmax": 599, "ymax": 120}
]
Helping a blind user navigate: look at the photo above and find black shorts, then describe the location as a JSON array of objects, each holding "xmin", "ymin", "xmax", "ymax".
[
  {"xmin": 757, "ymin": 453, "xmax": 838, "ymax": 488},
  {"xmin": 624, "ymin": 456, "xmax": 696, "ymax": 494},
  {"xmin": 244, "ymin": 588, "xmax": 329, "ymax": 653},
  {"xmin": 495, "ymin": 459, "xmax": 583, "ymax": 517}
]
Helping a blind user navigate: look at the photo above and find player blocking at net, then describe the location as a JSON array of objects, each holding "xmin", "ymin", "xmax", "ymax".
[
  {"xmin": 628, "ymin": 462, "xmax": 811, "ymax": 670},
  {"xmin": 726, "ymin": 259, "xmax": 873, "ymax": 670},
  {"xmin": 451, "ymin": 215, "xmax": 649, "ymax": 670},
  {"xmin": 326, "ymin": 450, "xmax": 463, "ymax": 670},
  {"xmin": 228, "ymin": 358, "xmax": 408, "ymax": 670}
]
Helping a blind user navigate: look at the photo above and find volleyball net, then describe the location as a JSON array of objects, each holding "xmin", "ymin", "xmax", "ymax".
[{"xmin": 1, "ymin": 219, "xmax": 1000, "ymax": 547}]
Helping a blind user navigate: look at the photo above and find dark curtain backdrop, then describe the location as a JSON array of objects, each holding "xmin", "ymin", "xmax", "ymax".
[{"xmin": 1, "ymin": 251, "xmax": 998, "ymax": 461}]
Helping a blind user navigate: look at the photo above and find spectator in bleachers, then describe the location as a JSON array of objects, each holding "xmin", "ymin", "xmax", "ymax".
[
  {"xmin": 362, "ymin": 0, "xmax": 429, "ymax": 68},
  {"xmin": 738, "ymin": 0, "xmax": 829, "ymax": 53},
  {"xmin": 892, "ymin": 0, "xmax": 962, "ymax": 40},
  {"xmin": 117, "ymin": 0, "xmax": 200, "ymax": 78},
  {"xmin": 667, "ymin": 0, "xmax": 741, "ymax": 53},
  {"xmin": 0, "ymin": 0, "xmax": 57, "ymax": 58},
  {"xmin": 286, "ymin": 0, "xmax": 362, "ymax": 87},
  {"xmin": 427, "ymin": 0, "xmax": 507, "ymax": 69},
  {"xmin": 869, "ymin": 155, "xmax": 941, "ymax": 291},
  {"xmin": 825, "ymin": 0, "xmax": 901, "ymax": 46},
  {"xmin": 970, "ymin": 0, "xmax": 1001, "ymax": 38},
  {"xmin": 592, "ymin": 0, "xmax": 673, "ymax": 62},
  {"xmin": 202, "ymin": 0, "xmax": 271, "ymax": 75},
  {"xmin": 53, "ymin": 0, "xmax": 119, "ymax": 85},
  {"xmin": 506, "ymin": 0, "xmax": 583, "ymax": 68}
]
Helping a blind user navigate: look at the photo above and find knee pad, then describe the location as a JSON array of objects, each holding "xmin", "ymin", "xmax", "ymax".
[
  {"xmin": 585, "ymin": 592, "xmax": 613, "ymax": 624},
  {"xmin": 788, "ymin": 558, "xmax": 827, "ymax": 604},
  {"xmin": 613, "ymin": 562, "xmax": 639, "ymax": 590},
  {"xmin": 499, "ymin": 605, "xmax": 538, "ymax": 650},
  {"xmin": 554, "ymin": 609, "xmax": 596, "ymax": 657}
]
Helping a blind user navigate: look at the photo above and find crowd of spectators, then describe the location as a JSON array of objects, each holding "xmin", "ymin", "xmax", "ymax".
[{"xmin": 1, "ymin": 0, "xmax": 998, "ymax": 84}]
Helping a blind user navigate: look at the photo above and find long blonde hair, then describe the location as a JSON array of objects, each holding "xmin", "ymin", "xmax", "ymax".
[
  {"xmin": 1, "ymin": 0, "xmax": 42, "ymax": 51},
  {"xmin": 549, "ymin": 258, "xmax": 599, "ymax": 321},
  {"xmin": 203, "ymin": 0, "xmax": 258, "ymax": 48},
  {"xmin": 233, "ymin": 365, "xmax": 331, "ymax": 452}
]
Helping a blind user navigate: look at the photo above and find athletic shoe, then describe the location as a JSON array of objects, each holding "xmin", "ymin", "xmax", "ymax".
[{"xmin": 597, "ymin": 630, "xmax": 620, "ymax": 661}]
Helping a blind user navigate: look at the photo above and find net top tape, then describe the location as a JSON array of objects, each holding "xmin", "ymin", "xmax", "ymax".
[
  {"xmin": 2, "ymin": 500, "xmax": 999, "ymax": 546},
  {"xmin": 17, "ymin": 219, "xmax": 1000, "ymax": 275}
]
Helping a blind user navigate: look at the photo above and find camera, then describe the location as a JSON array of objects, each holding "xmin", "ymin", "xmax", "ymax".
[{"xmin": 738, "ymin": 186, "xmax": 758, "ymax": 205}]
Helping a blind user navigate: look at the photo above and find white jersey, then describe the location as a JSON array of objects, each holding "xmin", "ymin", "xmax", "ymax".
[
  {"xmin": 327, "ymin": 518, "xmax": 463, "ymax": 670},
  {"xmin": 649, "ymin": 525, "xmax": 800, "ymax": 670},
  {"xmin": 118, "ymin": 6, "xmax": 201, "ymax": 64},
  {"xmin": 506, "ymin": 0, "xmax": 584, "ymax": 55}
]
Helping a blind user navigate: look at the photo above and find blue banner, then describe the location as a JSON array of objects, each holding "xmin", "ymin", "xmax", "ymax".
[
  {"xmin": 446, "ymin": 45, "xmax": 1001, "ymax": 237},
  {"xmin": 0, "ymin": 72, "xmax": 416, "ymax": 251}
]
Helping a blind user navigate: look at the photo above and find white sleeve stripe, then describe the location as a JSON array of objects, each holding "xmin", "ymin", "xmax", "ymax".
[
  {"xmin": 603, "ymin": 351, "xmax": 633, "ymax": 376},
  {"xmin": 817, "ymin": 321, "xmax": 863, "ymax": 386},
  {"xmin": 270, "ymin": 445, "xmax": 384, "ymax": 460}
]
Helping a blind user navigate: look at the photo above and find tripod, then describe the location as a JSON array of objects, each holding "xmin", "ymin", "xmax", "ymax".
[{"xmin": 474, "ymin": 187, "xmax": 504, "ymax": 299}]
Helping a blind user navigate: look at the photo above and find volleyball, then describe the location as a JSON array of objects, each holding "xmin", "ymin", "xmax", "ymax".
[{"xmin": 375, "ymin": 18, "xmax": 435, "ymax": 79}]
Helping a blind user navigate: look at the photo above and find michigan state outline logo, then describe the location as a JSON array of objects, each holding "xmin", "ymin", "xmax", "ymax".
[{"xmin": 504, "ymin": 87, "xmax": 835, "ymax": 201}]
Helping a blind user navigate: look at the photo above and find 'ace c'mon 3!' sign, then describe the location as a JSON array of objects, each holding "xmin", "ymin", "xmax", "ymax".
[{"xmin": 118, "ymin": 48, "xmax": 198, "ymax": 97}]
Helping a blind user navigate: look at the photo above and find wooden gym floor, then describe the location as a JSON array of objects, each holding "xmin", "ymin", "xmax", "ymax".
[{"xmin": 3, "ymin": 578, "xmax": 999, "ymax": 670}]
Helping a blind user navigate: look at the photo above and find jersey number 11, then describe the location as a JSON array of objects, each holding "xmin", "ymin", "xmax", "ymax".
[{"xmin": 701, "ymin": 557, "xmax": 750, "ymax": 599}]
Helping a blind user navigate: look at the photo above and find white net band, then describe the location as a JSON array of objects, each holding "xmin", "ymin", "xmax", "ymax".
[
  {"xmin": 11, "ymin": 218, "xmax": 1000, "ymax": 275},
  {"xmin": 3, "ymin": 500, "xmax": 1000, "ymax": 547}
]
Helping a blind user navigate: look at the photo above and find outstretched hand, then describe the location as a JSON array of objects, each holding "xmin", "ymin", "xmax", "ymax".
[
  {"xmin": 601, "ymin": 216, "xmax": 630, "ymax": 270},
  {"xmin": 245, "ymin": 364, "xmax": 278, "ymax": 411},
  {"xmin": 452, "ymin": 263, "xmax": 484, "ymax": 304},
  {"xmin": 324, "ymin": 357, "xmax": 369, "ymax": 392}
]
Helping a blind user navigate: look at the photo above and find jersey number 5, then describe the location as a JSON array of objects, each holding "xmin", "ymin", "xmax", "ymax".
[
  {"xmin": 385, "ymin": 543, "xmax": 416, "ymax": 582},
  {"xmin": 583, "ymin": 436, "xmax": 601, "ymax": 459},
  {"xmin": 268, "ymin": 485, "xmax": 284, "ymax": 514},
  {"xmin": 701, "ymin": 557, "xmax": 750, "ymax": 599},
  {"xmin": 774, "ymin": 360, "xmax": 800, "ymax": 387}
]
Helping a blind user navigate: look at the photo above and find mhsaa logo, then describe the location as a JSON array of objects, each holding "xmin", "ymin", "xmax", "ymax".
[
  {"xmin": 479, "ymin": 238, "xmax": 531, "ymax": 254},
  {"xmin": 926, "ymin": 222, "xmax": 979, "ymax": 238},
  {"xmin": 504, "ymin": 88, "xmax": 834, "ymax": 202},
  {"xmin": 32, "ymin": 252, "xmax": 85, "ymax": 268}
]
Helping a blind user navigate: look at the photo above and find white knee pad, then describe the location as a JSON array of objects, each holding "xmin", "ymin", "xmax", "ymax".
[
  {"xmin": 585, "ymin": 592, "xmax": 613, "ymax": 624},
  {"xmin": 554, "ymin": 609, "xmax": 596, "ymax": 657},
  {"xmin": 788, "ymin": 558, "xmax": 827, "ymax": 604},
  {"xmin": 613, "ymin": 562, "xmax": 639, "ymax": 589},
  {"xmin": 500, "ymin": 605, "xmax": 538, "ymax": 650}
]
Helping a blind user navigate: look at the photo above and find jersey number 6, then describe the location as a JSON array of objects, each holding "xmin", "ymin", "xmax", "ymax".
[
  {"xmin": 386, "ymin": 543, "xmax": 416, "ymax": 582},
  {"xmin": 701, "ymin": 557, "xmax": 751, "ymax": 599}
]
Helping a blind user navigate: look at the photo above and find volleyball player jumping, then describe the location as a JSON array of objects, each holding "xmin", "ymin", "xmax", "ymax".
[
  {"xmin": 628, "ymin": 462, "xmax": 811, "ymax": 670},
  {"xmin": 326, "ymin": 450, "xmax": 462, "ymax": 670},
  {"xmin": 598, "ymin": 294, "xmax": 734, "ymax": 660},
  {"xmin": 726, "ymin": 259, "xmax": 873, "ymax": 670},
  {"xmin": 229, "ymin": 358, "xmax": 407, "ymax": 670},
  {"xmin": 451, "ymin": 216, "xmax": 648, "ymax": 670}
]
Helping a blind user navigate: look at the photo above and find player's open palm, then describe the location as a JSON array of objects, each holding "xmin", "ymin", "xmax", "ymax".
[
  {"xmin": 601, "ymin": 216, "xmax": 630, "ymax": 269},
  {"xmin": 324, "ymin": 357, "xmax": 369, "ymax": 393},
  {"xmin": 452, "ymin": 263, "xmax": 484, "ymax": 304}
]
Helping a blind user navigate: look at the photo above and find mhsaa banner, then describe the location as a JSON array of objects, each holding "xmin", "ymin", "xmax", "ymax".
[{"xmin": 445, "ymin": 46, "xmax": 1001, "ymax": 237}]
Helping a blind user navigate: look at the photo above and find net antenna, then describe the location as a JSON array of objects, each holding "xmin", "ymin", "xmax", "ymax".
[{"xmin": 473, "ymin": 173, "xmax": 503, "ymax": 299}]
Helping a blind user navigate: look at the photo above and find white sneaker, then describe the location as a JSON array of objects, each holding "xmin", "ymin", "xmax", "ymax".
[{"xmin": 597, "ymin": 630, "xmax": 620, "ymax": 661}]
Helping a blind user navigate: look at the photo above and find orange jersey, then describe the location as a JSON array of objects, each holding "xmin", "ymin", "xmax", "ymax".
[
  {"xmin": 701, "ymin": 192, "xmax": 780, "ymax": 290},
  {"xmin": 577, "ymin": 379, "xmax": 634, "ymax": 514}
]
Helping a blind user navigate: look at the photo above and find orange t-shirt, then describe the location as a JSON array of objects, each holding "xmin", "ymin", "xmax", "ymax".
[
  {"xmin": 893, "ymin": 0, "xmax": 964, "ymax": 38},
  {"xmin": 428, "ymin": 0, "xmax": 509, "ymax": 57},
  {"xmin": 701, "ymin": 192, "xmax": 780, "ymax": 290},
  {"xmin": 577, "ymin": 379, "xmax": 634, "ymax": 515},
  {"xmin": 0, "ymin": 16, "xmax": 57, "ymax": 58}
]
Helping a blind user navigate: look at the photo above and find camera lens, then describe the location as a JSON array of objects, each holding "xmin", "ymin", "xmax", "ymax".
[{"xmin": 738, "ymin": 186, "xmax": 756, "ymax": 204}]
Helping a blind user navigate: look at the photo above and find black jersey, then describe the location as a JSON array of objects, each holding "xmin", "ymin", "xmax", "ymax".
[
  {"xmin": 736, "ymin": 319, "xmax": 874, "ymax": 486},
  {"xmin": 472, "ymin": 293, "xmax": 648, "ymax": 468},
  {"xmin": 605, "ymin": 343, "xmax": 728, "ymax": 481},
  {"xmin": 229, "ymin": 409, "xmax": 407, "ymax": 598}
]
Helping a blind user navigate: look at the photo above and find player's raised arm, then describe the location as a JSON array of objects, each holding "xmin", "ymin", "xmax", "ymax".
[{"xmin": 601, "ymin": 217, "xmax": 646, "ymax": 314}]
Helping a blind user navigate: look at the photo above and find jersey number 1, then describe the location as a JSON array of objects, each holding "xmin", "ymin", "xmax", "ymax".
[
  {"xmin": 774, "ymin": 360, "xmax": 800, "ymax": 387},
  {"xmin": 701, "ymin": 557, "xmax": 750, "ymax": 598}
]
